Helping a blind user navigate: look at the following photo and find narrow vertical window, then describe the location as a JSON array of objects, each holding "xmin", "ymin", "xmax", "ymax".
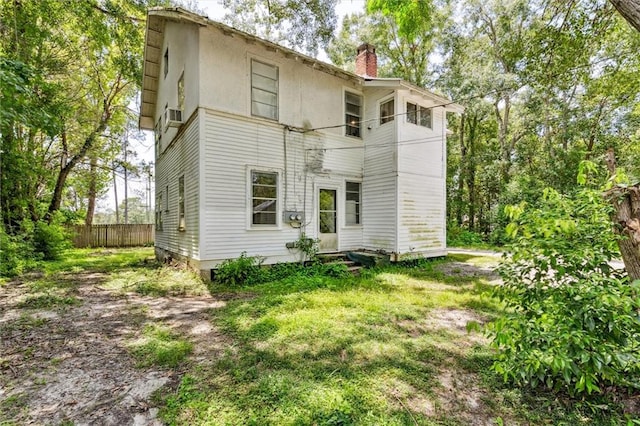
[
  {"xmin": 419, "ymin": 107, "xmax": 432, "ymax": 128},
  {"xmin": 345, "ymin": 92, "xmax": 362, "ymax": 138},
  {"xmin": 251, "ymin": 60, "xmax": 278, "ymax": 120},
  {"xmin": 178, "ymin": 176, "xmax": 185, "ymax": 231},
  {"xmin": 156, "ymin": 194, "xmax": 163, "ymax": 231},
  {"xmin": 252, "ymin": 171, "xmax": 278, "ymax": 225},
  {"xmin": 177, "ymin": 72, "xmax": 185, "ymax": 111},
  {"xmin": 154, "ymin": 120, "xmax": 161, "ymax": 157},
  {"xmin": 406, "ymin": 102, "xmax": 417, "ymax": 124},
  {"xmin": 345, "ymin": 182, "xmax": 361, "ymax": 225},
  {"xmin": 380, "ymin": 98, "xmax": 394, "ymax": 124},
  {"xmin": 164, "ymin": 185, "xmax": 169, "ymax": 211},
  {"xmin": 163, "ymin": 47, "xmax": 169, "ymax": 78}
]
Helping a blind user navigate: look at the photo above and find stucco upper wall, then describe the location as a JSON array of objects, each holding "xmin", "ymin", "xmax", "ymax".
[{"xmin": 197, "ymin": 25, "xmax": 362, "ymax": 136}]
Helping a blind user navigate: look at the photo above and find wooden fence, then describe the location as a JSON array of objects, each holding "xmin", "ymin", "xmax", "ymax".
[{"xmin": 67, "ymin": 224, "xmax": 155, "ymax": 248}]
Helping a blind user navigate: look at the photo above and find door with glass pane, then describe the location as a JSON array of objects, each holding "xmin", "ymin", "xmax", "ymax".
[{"xmin": 318, "ymin": 188, "xmax": 338, "ymax": 252}]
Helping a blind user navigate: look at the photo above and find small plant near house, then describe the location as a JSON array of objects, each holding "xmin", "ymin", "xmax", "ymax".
[
  {"xmin": 296, "ymin": 232, "xmax": 319, "ymax": 263},
  {"xmin": 214, "ymin": 252, "xmax": 265, "ymax": 286}
]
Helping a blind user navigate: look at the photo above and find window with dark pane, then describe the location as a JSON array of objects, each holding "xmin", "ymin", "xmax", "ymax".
[
  {"xmin": 406, "ymin": 102, "xmax": 417, "ymax": 125},
  {"xmin": 380, "ymin": 98, "xmax": 394, "ymax": 124},
  {"xmin": 178, "ymin": 176, "xmax": 185, "ymax": 230},
  {"xmin": 163, "ymin": 47, "xmax": 169, "ymax": 78},
  {"xmin": 345, "ymin": 182, "xmax": 361, "ymax": 225},
  {"xmin": 251, "ymin": 60, "xmax": 278, "ymax": 120},
  {"xmin": 252, "ymin": 171, "xmax": 278, "ymax": 225},
  {"xmin": 319, "ymin": 189, "xmax": 337, "ymax": 233},
  {"xmin": 419, "ymin": 107, "xmax": 432, "ymax": 128},
  {"xmin": 345, "ymin": 92, "xmax": 362, "ymax": 138}
]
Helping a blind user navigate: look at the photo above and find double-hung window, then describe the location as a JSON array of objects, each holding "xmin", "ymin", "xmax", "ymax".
[
  {"xmin": 178, "ymin": 176, "xmax": 185, "ymax": 231},
  {"xmin": 251, "ymin": 60, "xmax": 278, "ymax": 120},
  {"xmin": 155, "ymin": 194, "xmax": 163, "ymax": 231},
  {"xmin": 251, "ymin": 171, "xmax": 278, "ymax": 225},
  {"xmin": 406, "ymin": 102, "xmax": 432, "ymax": 129},
  {"xmin": 163, "ymin": 47, "xmax": 169, "ymax": 78},
  {"xmin": 419, "ymin": 107, "xmax": 432, "ymax": 128},
  {"xmin": 406, "ymin": 102, "xmax": 418, "ymax": 125},
  {"xmin": 345, "ymin": 92, "xmax": 362, "ymax": 138},
  {"xmin": 380, "ymin": 98, "xmax": 395, "ymax": 124},
  {"xmin": 345, "ymin": 182, "xmax": 361, "ymax": 226},
  {"xmin": 177, "ymin": 72, "xmax": 185, "ymax": 112}
]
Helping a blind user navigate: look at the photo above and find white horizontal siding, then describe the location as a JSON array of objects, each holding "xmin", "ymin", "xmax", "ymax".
[
  {"xmin": 397, "ymin": 174, "xmax": 446, "ymax": 253},
  {"xmin": 155, "ymin": 114, "xmax": 200, "ymax": 260},
  {"xmin": 199, "ymin": 109, "xmax": 365, "ymax": 265}
]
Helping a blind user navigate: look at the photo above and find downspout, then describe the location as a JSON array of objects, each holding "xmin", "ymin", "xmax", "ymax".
[{"xmin": 283, "ymin": 125, "xmax": 289, "ymax": 211}]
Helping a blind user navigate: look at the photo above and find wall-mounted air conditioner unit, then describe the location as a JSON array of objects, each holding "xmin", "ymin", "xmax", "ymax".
[{"xmin": 164, "ymin": 108, "xmax": 183, "ymax": 130}]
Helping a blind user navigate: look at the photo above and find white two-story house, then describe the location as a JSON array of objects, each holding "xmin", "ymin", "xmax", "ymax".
[{"xmin": 139, "ymin": 7, "xmax": 462, "ymax": 278}]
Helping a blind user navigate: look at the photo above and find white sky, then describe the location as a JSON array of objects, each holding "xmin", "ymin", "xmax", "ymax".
[{"xmin": 98, "ymin": 0, "xmax": 365, "ymax": 215}]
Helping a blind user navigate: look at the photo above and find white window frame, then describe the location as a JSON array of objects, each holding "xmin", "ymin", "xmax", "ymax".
[
  {"xmin": 155, "ymin": 193, "xmax": 163, "ymax": 231},
  {"xmin": 345, "ymin": 181, "xmax": 362, "ymax": 227},
  {"xmin": 163, "ymin": 47, "xmax": 169, "ymax": 79},
  {"xmin": 380, "ymin": 97, "xmax": 395, "ymax": 125},
  {"xmin": 247, "ymin": 167, "xmax": 281, "ymax": 229},
  {"xmin": 406, "ymin": 101, "xmax": 433, "ymax": 129},
  {"xmin": 178, "ymin": 175, "xmax": 185, "ymax": 231},
  {"xmin": 250, "ymin": 59, "xmax": 279, "ymax": 121},
  {"xmin": 419, "ymin": 106, "xmax": 432, "ymax": 129},
  {"xmin": 177, "ymin": 71, "xmax": 185, "ymax": 112},
  {"xmin": 344, "ymin": 90, "xmax": 363, "ymax": 138}
]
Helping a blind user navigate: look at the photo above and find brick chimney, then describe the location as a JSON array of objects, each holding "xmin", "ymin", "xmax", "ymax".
[{"xmin": 355, "ymin": 43, "xmax": 377, "ymax": 78}]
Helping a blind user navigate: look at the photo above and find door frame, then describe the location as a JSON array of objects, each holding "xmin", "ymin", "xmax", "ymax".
[{"xmin": 317, "ymin": 185, "xmax": 339, "ymax": 253}]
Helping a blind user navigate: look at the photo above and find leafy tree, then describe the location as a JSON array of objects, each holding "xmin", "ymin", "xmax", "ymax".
[
  {"xmin": 221, "ymin": 0, "xmax": 338, "ymax": 56},
  {"xmin": 492, "ymin": 168, "xmax": 640, "ymax": 395}
]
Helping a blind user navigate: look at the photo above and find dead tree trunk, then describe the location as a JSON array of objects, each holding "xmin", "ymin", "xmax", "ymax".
[
  {"xmin": 604, "ymin": 148, "xmax": 640, "ymax": 281},
  {"xmin": 605, "ymin": 185, "xmax": 640, "ymax": 281}
]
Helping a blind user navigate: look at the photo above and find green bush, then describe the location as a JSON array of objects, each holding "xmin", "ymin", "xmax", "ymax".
[
  {"xmin": 490, "ymin": 186, "xmax": 640, "ymax": 395},
  {"xmin": 214, "ymin": 252, "xmax": 265, "ymax": 286},
  {"xmin": 447, "ymin": 223, "xmax": 486, "ymax": 247},
  {"xmin": 32, "ymin": 219, "xmax": 70, "ymax": 261},
  {"xmin": 0, "ymin": 227, "xmax": 33, "ymax": 276}
]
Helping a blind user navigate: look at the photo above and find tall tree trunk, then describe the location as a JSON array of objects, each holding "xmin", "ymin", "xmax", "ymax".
[
  {"xmin": 609, "ymin": 0, "xmax": 640, "ymax": 32},
  {"xmin": 604, "ymin": 148, "xmax": 640, "ymax": 281},
  {"xmin": 606, "ymin": 185, "xmax": 640, "ymax": 281},
  {"xmin": 85, "ymin": 155, "xmax": 98, "ymax": 226},
  {"xmin": 113, "ymin": 166, "xmax": 120, "ymax": 224},
  {"xmin": 46, "ymin": 108, "xmax": 110, "ymax": 223}
]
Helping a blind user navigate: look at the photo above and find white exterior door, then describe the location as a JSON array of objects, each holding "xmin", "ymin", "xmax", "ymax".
[{"xmin": 318, "ymin": 188, "xmax": 338, "ymax": 252}]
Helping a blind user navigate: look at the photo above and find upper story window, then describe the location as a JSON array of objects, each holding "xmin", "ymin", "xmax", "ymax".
[
  {"xmin": 419, "ymin": 107, "xmax": 432, "ymax": 128},
  {"xmin": 251, "ymin": 171, "xmax": 278, "ymax": 225},
  {"xmin": 177, "ymin": 72, "xmax": 185, "ymax": 112},
  {"xmin": 380, "ymin": 98, "xmax": 395, "ymax": 125},
  {"xmin": 251, "ymin": 59, "xmax": 278, "ymax": 120},
  {"xmin": 345, "ymin": 91, "xmax": 362, "ymax": 138},
  {"xmin": 406, "ymin": 102, "xmax": 432, "ymax": 129},
  {"xmin": 154, "ymin": 119, "xmax": 161, "ymax": 158},
  {"xmin": 163, "ymin": 47, "xmax": 169, "ymax": 78}
]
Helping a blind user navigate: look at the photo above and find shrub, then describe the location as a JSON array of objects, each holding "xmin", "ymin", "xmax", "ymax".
[
  {"xmin": 447, "ymin": 223, "xmax": 485, "ymax": 247},
  {"xmin": 214, "ymin": 252, "xmax": 265, "ymax": 286},
  {"xmin": 32, "ymin": 219, "xmax": 70, "ymax": 261},
  {"xmin": 0, "ymin": 225, "xmax": 38, "ymax": 277},
  {"xmin": 490, "ymin": 186, "xmax": 640, "ymax": 395}
]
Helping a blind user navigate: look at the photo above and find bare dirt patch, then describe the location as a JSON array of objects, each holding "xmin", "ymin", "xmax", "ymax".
[{"xmin": 0, "ymin": 272, "xmax": 232, "ymax": 426}]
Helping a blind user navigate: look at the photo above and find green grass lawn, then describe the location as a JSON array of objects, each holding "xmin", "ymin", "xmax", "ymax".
[
  {"xmin": 155, "ymin": 256, "xmax": 633, "ymax": 426},
  {"xmin": 6, "ymin": 248, "xmax": 634, "ymax": 425}
]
